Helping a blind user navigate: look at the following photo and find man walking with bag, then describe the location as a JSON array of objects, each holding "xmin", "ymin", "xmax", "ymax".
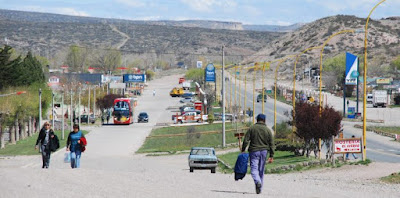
[{"xmin": 241, "ymin": 114, "xmax": 275, "ymax": 194}]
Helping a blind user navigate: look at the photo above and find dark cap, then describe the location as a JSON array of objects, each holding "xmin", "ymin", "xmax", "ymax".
[{"xmin": 256, "ymin": 114, "xmax": 266, "ymax": 121}]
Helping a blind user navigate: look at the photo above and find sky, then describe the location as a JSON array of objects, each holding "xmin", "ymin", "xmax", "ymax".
[{"xmin": 0, "ymin": 0, "xmax": 399, "ymax": 25}]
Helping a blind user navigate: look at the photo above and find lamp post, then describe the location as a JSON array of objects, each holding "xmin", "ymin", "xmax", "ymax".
[
  {"xmin": 274, "ymin": 56, "xmax": 296, "ymax": 135},
  {"xmin": 362, "ymin": 0, "xmax": 386, "ymax": 161},
  {"xmin": 52, "ymin": 92, "xmax": 55, "ymax": 127},
  {"xmin": 253, "ymin": 63, "xmax": 258, "ymax": 124},
  {"xmin": 39, "ymin": 89, "xmax": 42, "ymax": 128},
  {"xmin": 293, "ymin": 46, "xmax": 322, "ymax": 133},
  {"xmin": 319, "ymin": 30, "xmax": 355, "ymax": 114},
  {"xmin": 222, "ymin": 45, "xmax": 226, "ymax": 148},
  {"xmin": 61, "ymin": 89, "xmax": 64, "ymax": 139},
  {"xmin": 318, "ymin": 29, "xmax": 355, "ymax": 159}
]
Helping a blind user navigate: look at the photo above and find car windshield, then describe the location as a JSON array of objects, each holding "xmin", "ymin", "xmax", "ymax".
[
  {"xmin": 190, "ymin": 149, "xmax": 214, "ymax": 155},
  {"xmin": 139, "ymin": 113, "xmax": 147, "ymax": 116}
]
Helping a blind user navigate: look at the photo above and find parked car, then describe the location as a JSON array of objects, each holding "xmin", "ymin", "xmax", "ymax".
[
  {"xmin": 138, "ymin": 112, "xmax": 149, "ymax": 123},
  {"xmin": 257, "ymin": 94, "xmax": 267, "ymax": 103},
  {"xmin": 79, "ymin": 114, "xmax": 95, "ymax": 124},
  {"xmin": 213, "ymin": 113, "xmax": 234, "ymax": 121},
  {"xmin": 180, "ymin": 97, "xmax": 194, "ymax": 103},
  {"xmin": 181, "ymin": 92, "xmax": 194, "ymax": 98},
  {"xmin": 181, "ymin": 106, "xmax": 196, "ymax": 113},
  {"xmin": 188, "ymin": 147, "xmax": 218, "ymax": 173}
]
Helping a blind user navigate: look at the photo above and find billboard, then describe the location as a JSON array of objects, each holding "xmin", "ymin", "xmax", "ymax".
[
  {"xmin": 376, "ymin": 78, "xmax": 391, "ymax": 84},
  {"xmin": 123, "ymin": 74, "xmax": 146, "ymax": 83},
  {"xmin": 205, "ymin": 63, "xmax": 216, "ymax": 82},
  {"xmin": 345, "ymin": 52, "xmax": 359, "ymax": 85},
  {"xmin": 196, "ymin": 61, "xmax": 203, "ymax": 69}
]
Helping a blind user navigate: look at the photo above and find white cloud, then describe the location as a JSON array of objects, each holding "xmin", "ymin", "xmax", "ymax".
[
  {"xmin": 115, "ymin": 0, "xmax": 146, "ymax": 7},
  {"xmin": 19, "ymin": 6, "xmax": 89, "ymax": 16},
  {"xmin": 263, "ymin": 20, "xmax": 292, "ymax": 26},
  {"xmin": 305, "ymin": 0, "xmax": 377, "ymax": 12},
  {"xmin": 180, "ymin": 0, "xmax": 237, "ymax": 12}
]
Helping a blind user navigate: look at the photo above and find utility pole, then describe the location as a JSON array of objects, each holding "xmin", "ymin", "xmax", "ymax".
[
  {"xmin": 78, "ymin": 87, "xmax": 81, "ymax": 127},
  {"xmin": 52, "ymin": 92, "xmax": 55, "ymax": 127},
  {"xmin": 88, "ymin": 85, "xmax": 91, "ymax": 117},
  {"xmin": 39, "ymin": 89, "xmax": 42, "ymax": 128},
  {"xmin": 70, "ymin": 88, "xmax": 73, "ymax": 130},
  {"xmin": 61, "ymin": 91, "xmax": 64, "ymax": 139},
  {"xmin": 222, "ymin": 46, "xmax": 226, "ymax": 148},
  {"xmin": 93, "ymin": 86, "xmax": 96, "ymax": 119}
]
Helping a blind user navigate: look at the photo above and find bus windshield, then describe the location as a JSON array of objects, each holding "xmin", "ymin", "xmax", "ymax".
[{"xmin": 114, "ymin": 101, "xmax": 129, "ymax": 110}]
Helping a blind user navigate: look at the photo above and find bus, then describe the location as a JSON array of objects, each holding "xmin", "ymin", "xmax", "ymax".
[{"xmin": 113, "ymin": 98, "xmax": 135, "ymax": 124}]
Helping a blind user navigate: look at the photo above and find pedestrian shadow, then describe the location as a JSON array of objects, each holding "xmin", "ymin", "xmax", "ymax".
[{"xmin": 211, "ymin": 190, "xmax": 252, "ymax": 194}]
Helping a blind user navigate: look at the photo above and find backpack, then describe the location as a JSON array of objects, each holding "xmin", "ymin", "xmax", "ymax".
[
  {"xmin": 50, "ymin": 134, "xmax": 60, "ymax": 152},
  {"xmin": 79, "ymin": 137, "xmax": 87, "ymax": 152}
]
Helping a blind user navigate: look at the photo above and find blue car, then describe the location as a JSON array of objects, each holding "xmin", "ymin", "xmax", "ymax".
[
  {"xmin": 137, "ymin": 112, "xmax": 149, "ymax": 123},
  {"xmin": 188, "ymin": 147, "xmax": 218, "ymax": 173}
]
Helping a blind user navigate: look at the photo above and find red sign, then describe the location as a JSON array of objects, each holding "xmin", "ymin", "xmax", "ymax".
[
  {"xmin": 334, "ymin": 138, "xmax": 362, "ymax": 153},
  {"xmin": 194, "ymin": 102, "xmax": 202, "ymax": 111}
]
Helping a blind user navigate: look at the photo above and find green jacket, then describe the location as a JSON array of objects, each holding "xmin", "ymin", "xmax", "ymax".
[{"xmin": 241, "ymin": 122, "xmax": 275, "ymax": 157}]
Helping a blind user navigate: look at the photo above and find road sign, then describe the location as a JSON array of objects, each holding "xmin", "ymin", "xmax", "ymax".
[
  {"xmin": 345, "ymin": 52, "xmax": 358, "ymax": 85},
  {"xmin": 197, "ymin": 61, "xmax": 203, "ymax": 69},
  {"xmin": 334, "ymin": 138, "xmax": 362, "ymax": 154}
]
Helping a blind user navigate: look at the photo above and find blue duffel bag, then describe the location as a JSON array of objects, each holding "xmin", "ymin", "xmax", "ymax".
[{"xmin": 234, "ymin": 153, "xmax": 249, "ymax": 181}]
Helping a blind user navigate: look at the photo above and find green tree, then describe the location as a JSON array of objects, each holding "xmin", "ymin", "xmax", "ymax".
[
  {"xmin": 185, "ymin": 68, "xmax": 204, "ymax": 84},
  {"xmin": 92, "ymin": 48, "xmax": 121, "ymax": 74},
  {"xmin": 65, "ymin": 45, "xmax": 89, "ymax": 73}
]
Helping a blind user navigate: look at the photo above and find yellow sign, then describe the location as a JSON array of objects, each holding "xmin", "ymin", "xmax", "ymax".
[{"xmin": 376, "ymin": 78, "xmax": 391, "ymax": 84}]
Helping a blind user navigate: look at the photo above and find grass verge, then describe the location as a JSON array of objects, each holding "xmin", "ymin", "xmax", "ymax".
[
  {"xmin": 137, "ymin": 123, "xmax": 246, "ymax": 153},
  {"xmin": 218, "ymin": 151, "xmax": 312, "ymax": 174},
  {"xmin": 381, "ymin": 172, "xmax": 400, "ymax": 184},
  {"xmin": 366, "ymin": 126, "xmax": 400, "ymax": 135},
  {"xmin": 0, "ymin": 130, "xmax": 89, "ymax": 156}
]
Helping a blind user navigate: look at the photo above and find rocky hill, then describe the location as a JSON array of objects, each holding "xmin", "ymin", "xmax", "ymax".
[
  {"xmin": 248, "ymin": 15, "xmax": 400, "ymax": 78},
  {"xmin": 0, "ymin": 9, "xmax": 282, "ymax": 67}
]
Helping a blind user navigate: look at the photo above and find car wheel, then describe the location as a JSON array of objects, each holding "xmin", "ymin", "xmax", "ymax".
[
  {"xmin": 190, "ymin": 167, "xmax": 194, "ymax": 172},
  {"xmin": 211, "ymin": 168, "xmax": 216, "ymax": 173},
  {"xmin": 179, "ymin": 120, "xmax": 183, "ymax": 124}
]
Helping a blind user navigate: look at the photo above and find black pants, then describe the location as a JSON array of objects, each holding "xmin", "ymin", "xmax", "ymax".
[{"xmin": 41, "ymin": 145, "xmax": 51, "ymax": 168}]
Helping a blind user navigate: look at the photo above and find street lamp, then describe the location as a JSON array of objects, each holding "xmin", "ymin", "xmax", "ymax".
[
  {"xmin": 274, "ymin": 55, "xmax": 297, "ymax": 135},
  {"xmin": 293, "ymin": 46, "xmax": 322, "ymax": 133},
  {"xmin": 318, "ymin": 29, "xmax": 355, "ymax": 159},
  {"xmin": 362, "ymin": 0, "xmax": 386, "ymax": 161},
  {"xmin": 319, "ymin": 29, "xmax": 355, "ymax": 114}
]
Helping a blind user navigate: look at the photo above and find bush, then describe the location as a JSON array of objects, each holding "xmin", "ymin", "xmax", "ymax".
[
  {"xmin": 275, "ymin": 122, "xmax": 292, "ymax": 139},
  {"xmin": 207, "ymin": 112, "xmax": 214, "ymax": 124},
  {"xmin": 275, "ymin": 139, "xmax": 304, "ymax": 154}
]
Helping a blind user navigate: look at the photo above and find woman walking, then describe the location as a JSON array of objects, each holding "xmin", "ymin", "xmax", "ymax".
[
  {"xmin": 66, "ymin": 124, "xmax": 85, "ymax": 168},
  {"xmin": 35, "ymin": 122, "xmax": 55, "ymax": 169}
]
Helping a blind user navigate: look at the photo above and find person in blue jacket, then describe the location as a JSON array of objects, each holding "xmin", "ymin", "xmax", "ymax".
[{"xmin": 66, "ymin": 124, "xmax": 85, "ymax": 168}]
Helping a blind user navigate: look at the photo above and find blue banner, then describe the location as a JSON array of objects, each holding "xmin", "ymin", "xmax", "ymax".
[
  {"xmin": 123, "ymin": 74, "xmax": 146, "ymax": 83},
  {"xmin": 205, "ymin": 63, "xmax": 215, "ymax": 82},
  {"xmin": 345, "ymin": 52, "xmax": 358, "ymax": 85}
]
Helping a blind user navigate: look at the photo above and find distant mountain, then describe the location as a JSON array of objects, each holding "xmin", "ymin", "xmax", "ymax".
[
  {"xmin": 0, "ymin": 9, "xmax": 281, "ymax": 69},
  {"xmin": 243, "ymin": 23, "xmax": 305, "ymax": 32}
]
